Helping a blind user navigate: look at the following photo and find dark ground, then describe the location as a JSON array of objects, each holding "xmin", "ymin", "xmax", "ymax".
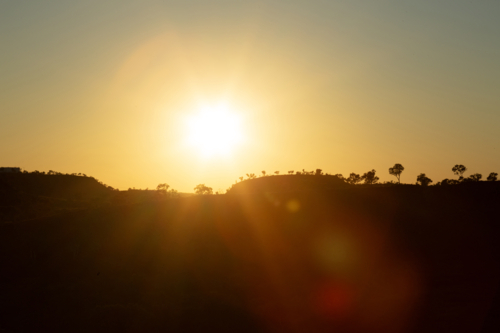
[{"xmin": 0, "ymin": 177, "xmax": 499, "ymax": 332}]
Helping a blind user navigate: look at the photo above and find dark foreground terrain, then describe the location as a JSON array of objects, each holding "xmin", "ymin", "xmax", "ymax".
[{"xmin": 0, "ymin": 178, "xmax": 499, "ymax": 332}]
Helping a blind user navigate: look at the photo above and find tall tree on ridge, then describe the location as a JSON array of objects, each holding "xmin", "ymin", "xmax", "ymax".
[{"xmin": 389, "ymin": 163, "xmax": 405, "ymax": 183}]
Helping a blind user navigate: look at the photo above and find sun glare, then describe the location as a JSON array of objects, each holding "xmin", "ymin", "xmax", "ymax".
[{"xmin": 186, "ymin": 104, "xmax": 244, "ymax": 157}]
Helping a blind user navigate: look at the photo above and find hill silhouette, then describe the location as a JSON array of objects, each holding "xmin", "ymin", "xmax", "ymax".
[
  {"xmin": 227, "ymin": 174, "xmax": 349, "ymax": 195},
  {"xmin": 0, "ymin": 178, "xmax": 499, "ymax": 332},
  {"xmin": 0, "ymin": 172, "xmax": 113, "ymax": 200},
  {"xmin": 0, "ymin": 173, "xmax": 115, "ymax": 223},
  {"xmin": 0, "ymin": 172, "xmax": 191, "ymax": 223}
]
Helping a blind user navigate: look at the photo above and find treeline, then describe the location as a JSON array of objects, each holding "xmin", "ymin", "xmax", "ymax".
[
  {"xmin": 221, "ymin": 163, "xmax": 498, "ymax": 194},
  {"xmin": 0, "ymin": 172, "xmax": 185, "ymax": 223},
  {"xmin": 436, "ymin": 164, "xmax": 497, "ymax": 185},
  {"xmin": 7, "ymin": 164, "xmax": 499, "ymax": 201},
  {"xmin": 0, "ymin": 171, "xmax": 115, "ymax": 199},
  {"xmin": 3, "ymin": 169, "xmax": 184, "ymax": 199},
  {"xmin": 14, "ymin": 169, "xmax": 116, "ymax": 190},
  {"xmin": 230, "ymin": 169, "xmax": 378, "ymax": 188}
]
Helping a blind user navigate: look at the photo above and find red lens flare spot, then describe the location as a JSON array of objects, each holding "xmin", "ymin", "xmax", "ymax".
[{"xmin": 314, "ymin": 281, "xmax": 355, "ymax": 320}]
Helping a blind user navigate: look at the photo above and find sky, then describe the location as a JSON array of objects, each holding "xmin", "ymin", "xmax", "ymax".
[{"xmin": 1, "ymin": 0, "xmax": 499, "ymax": 192}]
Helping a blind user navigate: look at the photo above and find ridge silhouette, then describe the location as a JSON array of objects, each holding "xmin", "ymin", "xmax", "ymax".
[{"xmin": 0, "ymin": 168, "xmax": 499, "ymax": 332}]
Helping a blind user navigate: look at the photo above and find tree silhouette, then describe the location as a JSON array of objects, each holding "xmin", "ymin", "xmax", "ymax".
[
  {"xmin": 346, "ymin": 173, "xmax": 362, "ymax": 185},
  {"xmin": 168, "ymin": 188, "xmax": 179, "ymax": 197},
  {"xmin": 156, "ymin": 183, "xmax": 170, "ymax": 192},
  {"xmin": 261, "ymin": 171, "xmax": 266, "ymax": 177},
  {"xmin": 346, "ymin": 172, "xmax": 361, "ymax": 185},
  {"xmin": 487, "ymin": 172, "xmax": 498, "ymax": 181},
  {"xmin": 389, "ymin": 163, "xmax": 404, "ymax": 183},
  {"xmin": 315, "ymin": 169, "xmax": 323, "ymax": 176},
  {"xmin": 467, "ymin": 173, "xmax": 482, "ymax": 182},
  {"xmin": 452, "ymin": 165, "xmax": 467, "ymax": 180},
  {"xmin": 194, "ymin": 184, "xmax": 213, "ymax": 195},
  {"xmin": 416, "ymin": 173, "xmax": 433, "ymax": 186},
  {"xmin": 288, "ymin": 171, "xmax": 294, "ymax": 174},
  {"xmin": 239, "ymin": 176, "xmax": 244, "ymax": 182},
  {"xmin": 439, "ymin": 178, "xmax": 460, "ymax": 186},
  {"xmin": 274, "ymin": 171, "xmax": 280, "ymax": 175},
  {"xmin": 361, "ymin": 170, "xmax": 379, "ymax": 184}
]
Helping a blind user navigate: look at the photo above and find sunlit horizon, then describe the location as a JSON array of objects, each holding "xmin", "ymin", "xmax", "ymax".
[{"xmin": 1, "ymin": 0, "xmax": 499, "ymax": 192}]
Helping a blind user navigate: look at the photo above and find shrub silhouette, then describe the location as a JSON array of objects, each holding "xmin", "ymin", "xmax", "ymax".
[
  {"xmin": 416, "ymin": 173, "xmax": 433, "ymax": 186},
  {"xmin": 389, "ymin": 163, "xmax": 404, "ymax": 183},
  {"xmin": 167, "ymin": 188, "xmax": 179, "ymax": 197},
  {"xmin": 361, "ymin": 170, "xmax": 379, "ymax": 184},
  {"xmin": 437, "ymin": 178, "xmax": 459, "ymax": 186},
  {"xmin": 465, "ymin": 173, "xmax": 482, "ymax": 182},
  {"xmin": 155, "ymin": 183, "xmax": 179, "ymax": 198},
  {"xmin": 346, "ymin": 173, "xmax": 362, "ymax": 185},
  {"xmin": 156, "ymin": 183, "xmax": 170, "ymax": 192},
  {"xmin": 194, "ymin": 184, "xmax": 213, "ymax": 195},
  {"xmin": 487, "ymin": 172, "xmax": 498, "ymax": 181}
]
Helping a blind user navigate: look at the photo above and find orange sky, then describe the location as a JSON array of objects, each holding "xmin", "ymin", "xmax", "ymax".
[{"xmin": 1, "ymin": 1, "xmax": 499, "ymax": 192}]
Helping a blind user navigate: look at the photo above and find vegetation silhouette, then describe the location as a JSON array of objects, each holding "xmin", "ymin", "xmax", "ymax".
[
  {"xmin": 0, "ymin": 170, "xmax": 184, "ymax": 223},
  {"xmin": 361, "ymin": 169, "xmax": 379, "ymax": 184},
  {"xmin": 346, "ymin": 173, "xmax": 362, "ymax": 185},
  {"xmin": 194, "ymin": 184, "xmax": 213, "ymax": 195},
  {"xmin": 156, "ymin": 183, "xmax": 179, "ymax": 198},
  {"xmin": 464, "ymin": 173, "xmax": 482, "ymax": 182},
  {"xmin": 452, "ymin": 164, "xmax": 467, "ymax": 180},
  {"xmin": 389, "ymin": 163, "xmax": 404, "ymax": 183},
  {"xmin": 416, "ymin": 173, "xmax": 433, "ymax": 186}
]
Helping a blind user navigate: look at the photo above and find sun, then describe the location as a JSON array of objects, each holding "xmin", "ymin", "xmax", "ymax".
[{"xmin": 186, "ymin": 104, "xmax": 244, "ymax": 157}]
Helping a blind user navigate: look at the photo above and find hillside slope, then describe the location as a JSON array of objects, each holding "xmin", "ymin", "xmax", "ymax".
[
  {"xmin": 0, "ymin": 184, "xmax": 499, "ymax": 332},
  {"xmin": 0, "ymin": 173, "xmax": 113, "ymax": 200},
  {"xmin": 227, "ymin": 174, "xmax": 349, "ymax": 194},
  {"xmin": 0, "ymin": 173, "xmax": 114, "ymax": 223}
]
